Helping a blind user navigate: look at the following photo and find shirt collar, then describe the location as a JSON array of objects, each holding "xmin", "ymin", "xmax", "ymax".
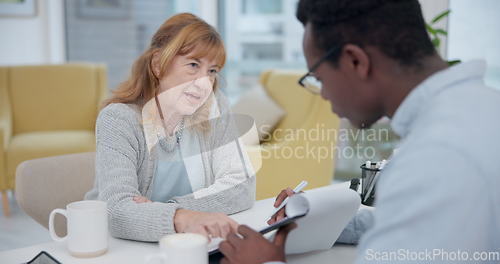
[{"xmin": 390, "ymin": 60, "xmax": 487, "ymax": 138}]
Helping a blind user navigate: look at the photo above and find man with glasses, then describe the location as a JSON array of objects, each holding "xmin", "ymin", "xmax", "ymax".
[{"xmin": 219, "ymin": 0, "xmax": 500, "ymax": 263}]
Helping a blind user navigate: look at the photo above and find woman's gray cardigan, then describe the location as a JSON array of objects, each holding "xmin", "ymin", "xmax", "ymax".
[{"xmin": 85, "ymin": 102, "xmax": 256, "ymax": 242}]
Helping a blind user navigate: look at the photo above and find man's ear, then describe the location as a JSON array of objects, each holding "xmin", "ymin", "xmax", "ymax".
[
  {"xmin": 151, "ymin": 51, "xmax": 161, "ymax": 78},
  {"xmin": 341, "ymin": 44, "xmax": 370, "ymax": 80}
]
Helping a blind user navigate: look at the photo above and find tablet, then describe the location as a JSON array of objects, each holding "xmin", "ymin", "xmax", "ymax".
[
  {"xmin": 26, "ymin": 251, "xmax": 62, "ymax": 264},
  {"xmin": 208, "ymin": 212, "xmax": 307, "ymax": 256},
  {"xmin": 256, "ymin": 212, "xmax": 306, "ymax": 236}
]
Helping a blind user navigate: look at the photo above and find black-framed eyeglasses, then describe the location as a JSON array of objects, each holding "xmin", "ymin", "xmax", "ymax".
[{"xmin": 298, "ymin": 45, "xmax": 340, "ymax": 94}]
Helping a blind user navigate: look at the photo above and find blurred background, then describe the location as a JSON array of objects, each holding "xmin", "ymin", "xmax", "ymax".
[
  {"xmin": 2, "ymin": 0, "xmax": 499, "ymax": 178},
  {"xmin": 2, "ymin": 0, "xmax": 499, "ymax": 98}
]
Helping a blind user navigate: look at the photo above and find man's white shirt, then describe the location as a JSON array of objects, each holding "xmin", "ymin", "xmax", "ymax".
[{"xmin": 265, "ymin": 60, "xmax": 500, "ymax": 264}]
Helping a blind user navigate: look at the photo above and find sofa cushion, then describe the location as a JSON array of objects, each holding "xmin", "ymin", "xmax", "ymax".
[
  {"xmin": 6, "ymin": 130, "xmax": 95, "ymax": 187},
  {"xmin": 260, "ymin": 70, "xmax": 319, "ymax": 131},
  {"xmin": 8, "ymin": 64, "xmax": 101, "ymax": 134},
  {"xmin": 231, "ymin": 86, "xmax": 286, "ymax": 142}
]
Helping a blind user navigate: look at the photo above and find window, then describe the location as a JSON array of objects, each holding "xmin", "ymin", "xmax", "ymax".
[
  {"xmin": 218, "ymin": 0, "xmax": 306, "ymax": 102},
  {"xmin": 65, "ymin": 0, "xmax": 202, "ymax": 90}
]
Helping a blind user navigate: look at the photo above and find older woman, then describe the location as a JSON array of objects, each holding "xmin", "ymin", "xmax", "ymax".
[{"xmin": 85, "ymin": 13, "xmax": 255, "ymax": 242}]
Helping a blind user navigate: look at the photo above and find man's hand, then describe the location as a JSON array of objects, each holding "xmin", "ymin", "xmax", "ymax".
[
  {"xmin": 219, "ymin": 223, "xmax": 297, "ymax": 264},
  {"xmin": 267, "ymin": 188, "xmax": 295, "ymax": 225}
]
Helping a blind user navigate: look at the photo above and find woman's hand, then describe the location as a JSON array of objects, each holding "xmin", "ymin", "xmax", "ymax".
[
  {"xmin": 133, "ymin": 196, "xmax": 152, "ymax": 203},
  {"xmin": 174, "ymin": 209, "xmax": 238, "ymax": 240}
]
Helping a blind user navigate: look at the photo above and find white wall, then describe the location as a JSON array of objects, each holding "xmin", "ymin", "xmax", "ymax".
[
  {"xmin": 448, "ymin": 0, "xmax": 500, "ymax": 89},
  {"xmin": 0, "ymin": 0, "xmax": 65, "ymax": 66},
  {"xmin": 419, "ymin": 0, "xmax": 450, "ymax": 58}
]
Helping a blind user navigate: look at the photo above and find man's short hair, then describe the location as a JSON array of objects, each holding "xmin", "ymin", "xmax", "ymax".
[{"xmin": 296, "ymin": 0, "xmax": 436, "ymax": 67}]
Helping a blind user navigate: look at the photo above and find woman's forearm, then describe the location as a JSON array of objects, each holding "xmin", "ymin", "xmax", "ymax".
[{"xmin": 171, "ymin": 176, "xmax": 256, "ymax": 215}]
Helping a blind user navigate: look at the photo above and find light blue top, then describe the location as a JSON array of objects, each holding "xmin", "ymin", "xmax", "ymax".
[
  {"xmin": 150, "ymin": 143, "xmax": 192, "ymax": 202},
  {"xmin": 150, "ymin": 129, "xmax": 205, "ymax": 202},
  {"xmin": 267, "ymin": 60, "xmax": 500, "ymax": 264}
]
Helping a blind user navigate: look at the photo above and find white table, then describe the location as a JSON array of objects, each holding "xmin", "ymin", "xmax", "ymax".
[
  {"xmin": 0, "ymin": 196, "xmax": 357, "ymax": 264},
  {"xmin": 0, "ymin": 238, "xmax": 356, "ymax": 264}
]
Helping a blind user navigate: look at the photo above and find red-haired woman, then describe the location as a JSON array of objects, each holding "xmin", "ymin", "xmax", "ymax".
[{"xmin": 85, "ymin": 13, "xmax": 255, "ymax": 242}]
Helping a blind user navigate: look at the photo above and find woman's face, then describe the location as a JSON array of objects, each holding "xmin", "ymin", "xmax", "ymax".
[{"xmin": 154, "ymin": 50, "xmax": 220, "ymax": 116}]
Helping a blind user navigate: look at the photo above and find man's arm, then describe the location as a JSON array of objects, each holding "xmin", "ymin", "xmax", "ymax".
[
  {"xmin": 355, "ymin": 143, "xmax": 491, "ymax": 263},
  {"xmin": 336, "ymin": 207, "xmax": 375, "ymax": 245}
]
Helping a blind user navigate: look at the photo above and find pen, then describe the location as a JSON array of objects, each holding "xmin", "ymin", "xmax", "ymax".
[
  {"xmin": 269, "ymin": 180, "xmax": 308, "ymax": 218},
  {"xmin": 362, "ymin": 161, "xmax": 372, "ymax": 194}
]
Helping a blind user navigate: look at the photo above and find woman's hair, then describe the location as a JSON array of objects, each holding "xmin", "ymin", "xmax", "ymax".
[{"xmin": 103, "ymin": 13, "xmax": 226, "ymax": 109}]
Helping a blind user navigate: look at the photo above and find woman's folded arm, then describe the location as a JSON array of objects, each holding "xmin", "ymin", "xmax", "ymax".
[{"xmin": 89, "ymin": 106, "xmax": 180, "ymax": 242}]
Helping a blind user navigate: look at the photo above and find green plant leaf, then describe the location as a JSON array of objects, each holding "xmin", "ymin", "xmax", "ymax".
[
  {"xmin": 432, "ymin": 38, "xmax": 441, "ymax": 48},
  {"xmin": 431, "ymin": 10, "xmax": 451, "ymax": 24},
  {"xmin": 435, "ymin": 29, "xmax": 448, "ymax": 36},
  {"xmin": 426, "ymin": 24, "xmax": 437, "ymax": 35},
  {"xmin": 447, "ymin": 59, "xmax": 461, "ymax": 66}
]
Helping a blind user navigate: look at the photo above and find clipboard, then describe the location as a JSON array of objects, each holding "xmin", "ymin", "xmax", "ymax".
[
  {"xmin": 208, "ymin": 187, "xmax": 360, "ymax": 262},
  {"xmin": 208, "ymin": 211, "xmax": 307, "ymax": 257}
]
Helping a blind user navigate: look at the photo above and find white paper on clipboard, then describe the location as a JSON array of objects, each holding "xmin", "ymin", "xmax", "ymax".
[{"xmin": 207, "ymin": 183, "xmax": 360, "ymax": 254}]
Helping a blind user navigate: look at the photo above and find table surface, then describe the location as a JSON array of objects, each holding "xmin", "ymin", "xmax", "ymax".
[
  {"xmin": 0, "ymin": 195, "xmax": 357, "ymax": 264},
  {"xmin": 0, "ymin": 238, "xmax": 357, "ymax": 264}
]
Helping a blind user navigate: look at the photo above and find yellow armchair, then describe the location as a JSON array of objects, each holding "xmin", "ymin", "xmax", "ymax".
[
  {"xmin": 0, "ymin": 63, "xmax": 107, "ymax": 216},
  {"xmin": 256, "ymin": 70, "xmax": 340, "ymax": 199}
]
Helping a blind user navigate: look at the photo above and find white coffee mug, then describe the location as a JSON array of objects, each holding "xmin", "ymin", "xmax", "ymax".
[
  {"xmin": 145, "ymin": 233, "xmax": 208, "ymax": 264},
  {"xmin": 49, "ymin": 200, "xmax": 108, "ymax": 258}
]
